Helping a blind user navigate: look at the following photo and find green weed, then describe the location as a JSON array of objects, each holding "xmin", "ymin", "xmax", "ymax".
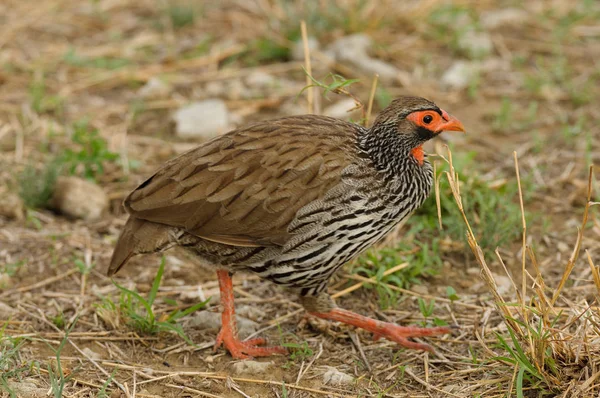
[
  {"xmin": 44, "ymin": 320, "xmax": 77, "ymax": 398},
  {"xmin": 18, "ymin": 162, "xmax": 61, "ymax": 209},
  {"xmin": 63, "ymin": 49, "xmax": 130, "ymax": 70},
  {"xmin": 61, "ymin": 120, "xmax": 119, "ymax": 181},
  {"xmin": 110, "ymin": 257, "xmax": 209, "ymax": 343},
  {"xmin": 29, "ymin": 75, "xmax": 64, "ymax": 115}
]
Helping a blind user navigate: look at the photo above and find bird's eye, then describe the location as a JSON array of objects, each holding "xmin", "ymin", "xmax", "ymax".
[{"xmin": 423, "ymin": 115, "xmax": 433, "ymax": 124}]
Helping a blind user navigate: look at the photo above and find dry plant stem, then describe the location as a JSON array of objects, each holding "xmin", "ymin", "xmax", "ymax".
[
  {"xmin": 552, "ymin": 165, "xmax": 595, "ymax": 305},
  {"xmin": 102, "ymin": 363, "xmax": 347, "ymax": 397},
  {"xmin": 19, "ymin": 304, "xmax": 131, "ymax": 397},
  {"xmin": 513, "ymin": 152, "xmax": 534, "ymax": 357},
  {"xmin": 365, "ymin": 73, "xmax": 379, "ymax": 127},
  {"xmin": 300, "ymin": 20, "xmax": 314, "ymax": 114},
  {"xmin": 586, "ymin": 250, "xmax": 600, "ymax": 297}
]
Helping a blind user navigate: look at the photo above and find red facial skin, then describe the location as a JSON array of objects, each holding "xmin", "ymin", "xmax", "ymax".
[{"xmin": 406, "ymin": 109, "xmax": 466, "ymax": 165}]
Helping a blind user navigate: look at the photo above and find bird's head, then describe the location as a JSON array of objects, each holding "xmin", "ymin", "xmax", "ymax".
[{"xmin": 367, "ymin": 96, "xmax": 465, "ymax": 166}]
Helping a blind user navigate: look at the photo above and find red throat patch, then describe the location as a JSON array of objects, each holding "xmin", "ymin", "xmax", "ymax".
[{"xmin": 411, "ymin": 146, "xmax": 425, "ymax": 165}]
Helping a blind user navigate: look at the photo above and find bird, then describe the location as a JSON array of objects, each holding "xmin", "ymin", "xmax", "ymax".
[{"xmin": 108, "ymin": 96, "xmax": 465, "ymax": 359}]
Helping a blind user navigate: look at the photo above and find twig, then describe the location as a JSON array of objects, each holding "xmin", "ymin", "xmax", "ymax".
[
  {"xmin": 18, "ymin": 303, "xmax": 131, "ymax": 397},
  {"xmin": 1, "ymin": 268, "xmax": 78, "ymax": 297},
  {"xmin": 552, "ymin": 165, "xmax": 594, "ymax": 304},
  {"xmin": 365, "ymin": 74, "xmax": 379, "ymax": 127},
  {"xmin": 102, "ymin": 363, "xmax": 347, "ymax": 397},
  {"xmin": 300, "ymin": 20, "xmax": 314, "ymax": 114}
]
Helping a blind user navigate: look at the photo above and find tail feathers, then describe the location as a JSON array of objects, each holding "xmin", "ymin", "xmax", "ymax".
[{"xmin": 108, "ymin": 217, "xmax": 173, "ymax": 276}]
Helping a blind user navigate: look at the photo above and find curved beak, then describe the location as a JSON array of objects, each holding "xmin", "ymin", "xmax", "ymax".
[{"xmin": 437, "ymin": 110, "xmax": 466, "ymax": 134}]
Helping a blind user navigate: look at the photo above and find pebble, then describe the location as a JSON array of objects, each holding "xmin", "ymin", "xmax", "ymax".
[
  {"xmin": 493, "ymin": 274, "xmax": 513, "ymax": 297},
  {"xmin": 481, "ymin": 8, "xmax": 529, "ymax": 29},
  {"xmin": 6, "ymin": 380, "xmax": 46, "ymax": 398},
  {"xmin": 232, "ymin": 360, "xmax": 273, "ymax": 375},
  {"xmin": 0, "ymin": 191, "xmax": 24, "ymax": 220},
  {"xmin": 188, "ymin": 311, "xmax": 259, "ymax": 338},
  {"xmin": 51, "ymin": 176, "xmax": 108, "ymax": 221},
  {"xmin": 291, "ymin": 36, "xmax": 320, "ymax": 61},
  {"xmin": 322, "ymin": 98, "xmax": 361, "ymax": 120},
  {"xmin": 245, "ymin": 71, "xmax": 275, "ymax": 88},
  {"xmin": 322, "ymin": 367, "xmax": 354, "ymax": 386},
  {"xmin": 441, "ymin": 61, "xmax": 480, "ymax": 90},
  {"xmin": 82, "ymin": 347, "xmax": 102, "ymax": 360},
  {"xmin": 457, "ymin": 30, "xmax": 493, "ymax": 59},
  {"xmin": 138, "ymin": 77, "xmax": 172, "ymax": 99},
  {"xmin": 327, "ymin": 34, "xmax": 401, "ymax": 83},
  {"xmin": 173, "ymin": 99, "xmax": 230, "ymax": 139},
  {"xmin": 0, "ymin": 301, "xmax": 16, "ymax": 318}
]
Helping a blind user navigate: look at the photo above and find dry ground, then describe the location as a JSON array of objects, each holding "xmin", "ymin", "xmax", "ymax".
[{"xmin": 1, "ymin": 1, "xmax": 600, "ymax": 397}]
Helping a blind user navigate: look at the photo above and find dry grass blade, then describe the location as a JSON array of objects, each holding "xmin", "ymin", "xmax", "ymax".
[
  {"xmin": 300, "ymin": 20, "xmax": 314, "ymax": 114},
  {"xmin": 552, "ymin": 165, "xmax": 595, "ymax": 305},
  {"xmin": 444, "ymin": 146, "xmax": 600, "ymax": 394}
]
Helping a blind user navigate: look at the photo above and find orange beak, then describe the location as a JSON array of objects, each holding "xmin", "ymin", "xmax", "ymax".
[{"xmin": 437, "ymin": 110, "xmax": 466, "ymax": 134}]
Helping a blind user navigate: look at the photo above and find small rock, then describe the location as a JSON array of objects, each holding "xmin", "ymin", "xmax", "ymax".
[
  {"xmin": 232, "ymin": 360, "xmax": 272, "ymax": 375},
  {"xmin": 51, "ymin": 176, "xmax": 108, "ymax": 221},
  {"xmin": 327, "ymin": 34, "xmax": 401, "ymax": 83},
  {"xmin": 481, "ymin": 8, "xmax": 529, "ymax": 29},
  {"xmin": 466, "ymin": 267, "xmax": 480, "ymax": 276},
  {"xmin": 236, "ymin": 305, "xmax": 266, "ymax": 322},
  {"xmin": 224, "ymin": 79, "xmax": 249, "ymax": 101},
  {"xmin": 493, "ymin": 274, "xmax": 513, "ymax": 297},
  {"xmin": 7, "ymin": 380, "xmax": 46, "ymax": 398},
  {"xmin": 322, "ymin": 98, "xmax": 361, "ymax": 120},
  {"xmin": 411, "ymin": 284, "xmax": 429, "ymax": 295},
  {"xmin": 82, "ymin": 347, "xmax": 102, "ymax": 360},
  {"xmin": 0, "ymin": 274, "xmax": 11, "ymax": 288},
  {"xmin": 245, "ymin": 71, "xmax": 275, "ymax": 88},
  {"xmin": 138, "ymin": 77, "xmax": 172, "ymax": 99},
  {"xmin": 322, "ymin": 367, "xmax": 354, "ymax": 386},
  {"xmin": 0, "ymin": 301, "xmax": 16, "ymax": 318},
  {"xmin": 291, "ymin": 36, "xmax": 320, "ymax": 61},
  {"xmin": 457, "ymin": 30, "xmax": 493, "ymax": 58},
  {"xmin": 441, "ymin": 61, "xmax": 480, "ymax": 90},
  {"xmin": 189, "ymin": 311, "xmax": 258, "ymax": 338},
  {"xmin": 204, "ymin": 81, "xmax": 227, "ymax": 97},
  {"xmin": 173, "ymin": 100, "xmax": 230, "ymax": 139},
  {"xmin": 0, "ymin": 191, "xmax": 24, "ymax": 220}
]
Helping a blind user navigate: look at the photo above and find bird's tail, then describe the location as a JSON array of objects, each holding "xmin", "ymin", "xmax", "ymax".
[{"xmin": 107, "ymin": 217, "xmax": 173, "ymax": 276}]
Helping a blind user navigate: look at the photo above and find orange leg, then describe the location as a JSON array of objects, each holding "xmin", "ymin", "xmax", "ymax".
[
  {"xmin": 214, "ymin": 270, "xmax": 287, "ymax": 359},
  {"xmin": 310, "ymin": 308, "xmax": 452, "ymax": 352}
]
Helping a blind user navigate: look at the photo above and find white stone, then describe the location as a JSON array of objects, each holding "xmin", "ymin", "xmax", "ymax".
[
  {"xmin": 441, "ymin": 61, "xmax": 480, "ymax": 90},
  {"xmin": 458, "ymin": 30, "xmax": 493, "ymax": 58},
  {"xmin": 327, "ymin": 34, "xmax": 401, "ymax": 83},
  {"xmin": 481, "ymin": 8, "xmax": 529, "ymax": 29},
  {"xmin": 138, "ymin": 77, "xmax": 172, "ymax": 99},
  {"xmin": 51, "ymin": 176, "xmax": 108, "ymax": 221},
  {"xmin": 189, "ymin": 311, "xmax": 258, "ymax": 338},
  {"xmin": 173, "ymin": 100, "xmax": 230, "ymax": 139},
  {"xmin": 322, "ymin": 98, "xmax": 361, "ymax": 120},
  {"xmin": 82, "ymin": 347, "xmax": 102, "ymax": 360},
  {"xmin": 292, "ymin": 36, "xmax": 320, "ymax": 61},
  {"xmin": 493, "ymin": 274, "xmax": 513, "ymax": 297},
  {"xmin": 0, "ymin": 191, "xmax": 24, "ymax": 220},
  {"xmin": 246, "ymin": 71, "xmax": 275, "ymax": 88},
  {"xmin": 322, "ymin": 367, "xmax": 354, "ymax": 386},
  {"xmin": 232, "ymin": 360, "xmax": 273, "ymax": 375},
  {"xmin": 0, "ymin": 301, "xmax": 16, "ymax": 318}
]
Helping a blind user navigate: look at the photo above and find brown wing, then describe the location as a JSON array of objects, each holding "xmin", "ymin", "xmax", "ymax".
[{"xmin": 125, "ymin": 115, "xmax": 361, "ymax": 247}]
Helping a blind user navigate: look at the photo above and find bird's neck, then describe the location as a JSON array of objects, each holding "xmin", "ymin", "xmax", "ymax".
[{"xmin": 359, "ymin": 124, "xmax": 426, "ymax": 176}]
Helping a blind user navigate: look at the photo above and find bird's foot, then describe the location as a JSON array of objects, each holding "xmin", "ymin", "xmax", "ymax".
[
  {"xmin": 370, "ymin": 323, "xmax": 452, "ymax": 352},
  {"xmin": 310, "ymin": 308, "xmax": 454, "ymax": 353},
  {"xmin": 214, "ymin": 328, "xmax": 287, "ymax": 359}
]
